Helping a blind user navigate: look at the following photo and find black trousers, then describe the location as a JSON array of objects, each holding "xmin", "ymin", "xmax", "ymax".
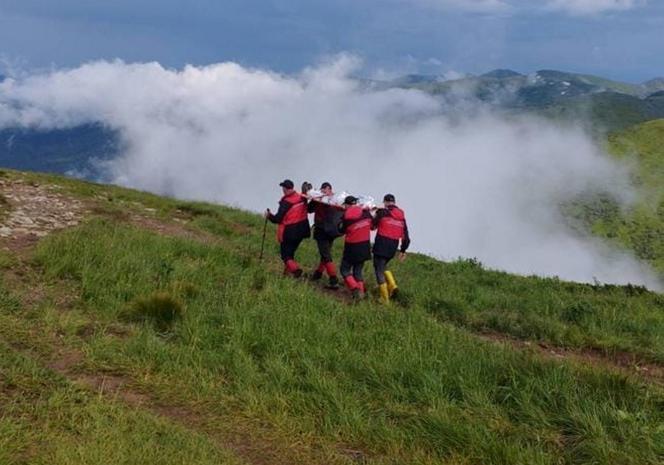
[
  {"xmin": 280, "ymin": 237, "xmax": 304, "ymax": 262},
  {"xmin": 316, "ymin": 237, "xmax": 335, "ymax": 263},
  {"xmin": 340, "ymin": 257, "xmax": 365, "ymax": 282},
  {"xmin": 373, "ymin": 255, "xmax": 392, "ymax": 284}
]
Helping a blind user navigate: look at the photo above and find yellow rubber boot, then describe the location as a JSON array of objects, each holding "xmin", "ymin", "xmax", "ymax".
[
  {"xmin": 384, "ymin": 270, "xmax": 398, "ymax": 296},
  {"xmin": 378, "ymin": 283, "xmax": 390, "ymax": 304}
]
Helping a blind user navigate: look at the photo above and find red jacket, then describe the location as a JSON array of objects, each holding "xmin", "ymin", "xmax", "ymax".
[
  {"xmin": 373, "ymin": 205, "xmax": 410, "ymax": 258},
  {"xmin": 342, "ymin": 206, "xmax": 372, "ymax": 244},
  {"xmin": 268, "ymin": 191, "xmax": 310, "ymax": 243}
]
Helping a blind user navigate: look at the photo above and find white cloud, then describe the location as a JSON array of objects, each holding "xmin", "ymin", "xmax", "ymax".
[
  {"xmin": 0, "ymin": 58, "xmax": 661, "ymax": 289},
  {"xmin": 545, "ymin": 0, "xmax": 644, "ymax": 15}
]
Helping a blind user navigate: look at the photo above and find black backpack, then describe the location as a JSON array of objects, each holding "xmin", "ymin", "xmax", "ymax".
[{"xmin": 323, "ymin": 206, "xmax": 344, "ymax": 238}]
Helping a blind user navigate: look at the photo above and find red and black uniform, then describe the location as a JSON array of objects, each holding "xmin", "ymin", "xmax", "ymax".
[
  {"xmin": 339, "ymin": 205, "xmax": 373, "ymax": 292},
  {"xmin": 268, "ymin": 191, "xmax": 310, "ymax": 274},
  {"xmin": 372, "ymin": 205, "xmax": 410, "ymax": 284},
  {"xmin": 308, "ymin": 200, "xmax": 343, "ymax": 279}
]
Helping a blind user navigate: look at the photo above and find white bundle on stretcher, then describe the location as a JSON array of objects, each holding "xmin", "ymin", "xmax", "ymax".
[{"xmin": 307, "ymin": 190, "xmax": 376, "ymax": 210}]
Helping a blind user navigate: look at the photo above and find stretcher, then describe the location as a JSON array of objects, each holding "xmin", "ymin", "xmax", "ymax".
[{"xmin": 306, "ymin": 189, "xmax": 376, "ymax": 210}]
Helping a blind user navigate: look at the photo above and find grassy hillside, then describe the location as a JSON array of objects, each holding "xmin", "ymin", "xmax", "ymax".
[{"xmin": 1, "ymin": 168, "xmax": 664, "ymax": 464}]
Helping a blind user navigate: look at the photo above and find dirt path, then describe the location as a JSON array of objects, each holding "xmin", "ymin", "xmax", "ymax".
[
  {"xmin": 476, "ymin": 331, "xmax": 664, "ymax": 385},
  {"xmin": 41, "ymin": 345, "xmax": 338, "ymax": 465},
  {"xmin": 0, "ymin": 177, "xmax": 86, "ymax": 244}
]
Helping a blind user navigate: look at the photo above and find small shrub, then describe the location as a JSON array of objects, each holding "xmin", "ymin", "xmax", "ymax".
[
  {"xmin": 240, "ymin": 254, "xmax": 254, "ymax": 268},
  {"xmin": 0, "ymin": 288, "xmax": 21, "ymax": 313},
  {"xmin": 622, "ymin": 283, "xmax": 648, "ymax": 296},
  {"xmin": 562, "ymin": 301, "xmax": 595, "ymax": 324},
  {"xmin": 155, "ymin": 260, "xmax": 175, "ymax": 285},
  {"xmin": 456, "ymin": 257, "xmax": 483, "ymax": 270},
  {"xmin": 426, "ymin": 297, "xmax": 468, "ymax": 324},
  {"xmin": 170, "ymin": 280, "xmax": 199, "ymax": 298},
  {"xmin": 175, "ymin": 202, "xmax": 218, "ymax": 218},
  {"xmin": 121, "ymin": 292, "xmax": 184, "ymax": 331},
  {"xmin": 251, "ymin": 270, "xmax": 267, "ymax": 291},
  {"xmin": 392, "ymin": 289, "xmax": 413, "ymax": 307},
  {"xmin": 193, "ymin": 216, "xmax": 234, "ymax": 238}
]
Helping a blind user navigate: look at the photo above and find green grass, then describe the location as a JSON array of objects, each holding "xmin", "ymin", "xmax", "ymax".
[
  {"xmin": 1, "ymin": 167, "xmax": 664, "ymax": 463},
  {"xmin": 20, "ymin": 212, "xmax": 664, "ymax": 463},
  {"xmin": 0, "ymin": 342, "xmax": 242, "ymax": 465}
]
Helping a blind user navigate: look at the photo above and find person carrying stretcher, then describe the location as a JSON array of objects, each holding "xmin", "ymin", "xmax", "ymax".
[
  {"xmin": 339, "ymin": 195, "xmax": 373, "ymax": 300},
  {"xmin": 265, "ymin": 179, "xmax": 310, "ymax": 278},
  {"xmin": 372, "ymin": 193, "xmax": 410, "ymax": 304},
  {"xmin": 307, "ymin": 182, "xmax": 343, "ymax": 289}
]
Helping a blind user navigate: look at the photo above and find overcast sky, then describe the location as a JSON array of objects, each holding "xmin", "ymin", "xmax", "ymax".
[{"xmin": 1, "ymin": 0, "xmax": 662, "ymax": 82}]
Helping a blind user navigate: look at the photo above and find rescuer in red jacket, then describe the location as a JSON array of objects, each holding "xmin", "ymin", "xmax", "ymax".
[
  {"xmin": 308, "ymin": 182, "xmax": 343, "ymax": 289},
  {"xmin": 339, "ymin": 195, "xmax": 373, "ymax": 300},
  {"xmin": 265, "ymin": 179, "xmax": 311, "ymax": 278},
  {"xmin": 372, "ymin": 193, "xmax": 410, "ymax": 303}
]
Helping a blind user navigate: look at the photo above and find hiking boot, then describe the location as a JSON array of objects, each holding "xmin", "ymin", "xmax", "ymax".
[
  {"xmin": 325, "ymin": 276, "xmax": 339, "ymax": 290},
  {"xmin": 378, "ymin": 283, "xmax": 390, "ymax": 304},
  {"xmin": 310, "ymin": 270, "xmax": 323, "ymax": 281},
  {"xmin": 351, "ymin": 288, "xmax": 365, "ymax": 301}
]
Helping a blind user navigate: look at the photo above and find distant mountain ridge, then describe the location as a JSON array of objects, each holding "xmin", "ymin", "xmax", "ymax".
[
  {"xmin": 384, "ymin": 69, "xmax": 664, "ymax": 132},
  {"xmin": 396, "ymin": 68, "xmax": 664, "ymax": 98}
]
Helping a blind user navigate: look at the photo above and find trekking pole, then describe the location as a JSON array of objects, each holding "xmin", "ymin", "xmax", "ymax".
[{"xmin": 259, "ymin": 212, "xmax": 269, "ymax": 262}]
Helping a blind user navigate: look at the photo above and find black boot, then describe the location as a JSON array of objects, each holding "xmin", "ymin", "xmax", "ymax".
[
  {"xmin": 310, "ymin": 270, "xmax": 323, "ymax": 281},
  {"xmin": 325, "ymin": 275, "xmax": 339, "ymax": 290}
]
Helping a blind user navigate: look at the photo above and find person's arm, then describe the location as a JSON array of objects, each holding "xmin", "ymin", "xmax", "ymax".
[
  {"xmin": 338, "ymin": 213, "xmax": 349, "ymax": 234},
  {"xmin": 268, "ymin": 199, "xmax": 290, "ymax": 224},
  {"xmin": 400, "ymin": 220, "xmax": 411, "ymax": 253},
  {"xmin": 372, "ymin": 208, "xmax": 387, "ymax": 230}
]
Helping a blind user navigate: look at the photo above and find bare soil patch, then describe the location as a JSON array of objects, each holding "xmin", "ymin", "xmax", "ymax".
[
  {"xmin": 477, "ymin": 330, "xmax": 664, "ymax": 385},
  {"xmin": 0, "ymin": 178, "xmax": 86, "ymax": 249}
]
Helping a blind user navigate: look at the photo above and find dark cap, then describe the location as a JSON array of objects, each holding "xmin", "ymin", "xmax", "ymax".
[
  {"xmin": 279, "ymin": 179, "xmax": 294, "ymax": 189},
  {"xmin": 383, "ymin": 193, "xmax": 395, "ymax": 203},
  {"xmin": 320, "ymin": 182, "xmax": 332, "ymax": 189},
  {"xmin": 343, "ymin": 195, "xmax": 358, "ymax": 205}
]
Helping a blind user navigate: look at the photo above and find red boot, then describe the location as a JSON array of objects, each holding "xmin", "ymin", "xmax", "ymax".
[
  {"xmin": 344, "ymin": 275, "xmax": 359, "ymax": 291},
  {"xmin": 285, "ymin": 259, "xmax": 303, "ymax": 278}
]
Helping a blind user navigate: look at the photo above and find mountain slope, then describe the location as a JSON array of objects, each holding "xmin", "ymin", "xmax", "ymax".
[
  {"xmin": 395, "ymin": 70, "xmax": 664, "ymax": 131},
  {"xmin": 564, "ymin": 119, "xmax": 664, "ymax": 275},
  {"xmin": 1, "ymin": 168, "xmax": 664, "ymax": 465}
]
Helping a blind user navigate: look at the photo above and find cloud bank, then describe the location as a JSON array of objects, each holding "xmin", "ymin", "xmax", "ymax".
[{"xmin": 0, "ymin": 57, "xmax": 661, "ymax": 289}]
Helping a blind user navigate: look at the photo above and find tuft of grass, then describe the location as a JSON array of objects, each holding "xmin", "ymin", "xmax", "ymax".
[{"xmin": 120, "ymin": 292, "xmax": 184, "ymax": 331}]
